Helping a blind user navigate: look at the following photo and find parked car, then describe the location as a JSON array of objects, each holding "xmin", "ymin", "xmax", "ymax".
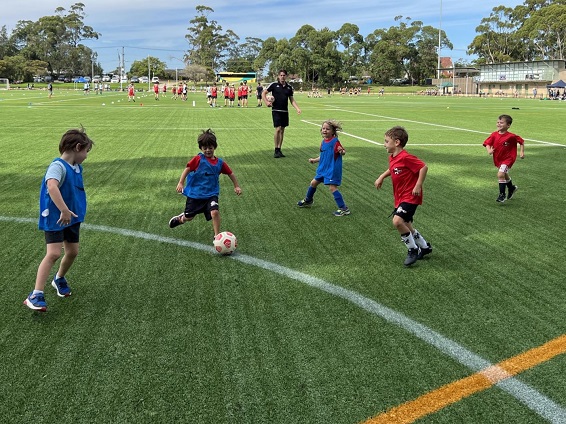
[
  {"xmin": 102, "ymin": 75, "xmax": 111, "ymax": 82},
  {"xmin": 92, "ymin": 75, "xmax": 101, "ymax": 83},
  {"xmin": 84, "ymin": 76, "xmax": 91, "ymax": 82},
  {"xmin": 120, "ymin": 76, "xmax": 128, "ymax": 83},
  {"xmin": 110, "ymin": 76, "xmax": 120, "ymax": 83},
  {"xmin": 130, "ymin": 76, "xmax": 140, "ymax": 83},
  {"xmin": 139, "ymin": 76, "xmax": 149, "ymax": 84},
  {"xmin": 58, "ymin": 75, "xmax": 66, "ymax": 82},
  {"xmin": 152, "ymin": 76, "xmax": 159, "ymax": 83}
]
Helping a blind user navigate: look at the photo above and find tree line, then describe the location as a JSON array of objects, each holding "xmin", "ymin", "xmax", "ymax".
[{"xmin": 1, "ymin": 1, "xmax": 564, "ymax": 85}]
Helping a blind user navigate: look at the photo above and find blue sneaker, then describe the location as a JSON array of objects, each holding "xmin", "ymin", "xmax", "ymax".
[
  {"xmin": 333, "ymin": 207, "xmax": 351, "ymax": 216},
  {"xmin": 24, "ymin": 292, "xmax": 47, "ymax": 311},
  {"xmin": 52, "ymin": 276, "xmax": 72, "ymax": 297},
  {"xmin": 297, "ymin": 198, "xmax": 314, "ymax": 207}
]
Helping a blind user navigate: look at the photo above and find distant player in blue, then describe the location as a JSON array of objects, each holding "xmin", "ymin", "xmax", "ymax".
[
  {"xmin": 169, "ymin": 129, "xmax": 242, "ymax": 236},
  {"xmin": 297, "ymin": 119, "xmax": 350, "ymax": 216},
  {"xmin": 24, "ymin": 127, "xmax": 94, "ymax": 312}
]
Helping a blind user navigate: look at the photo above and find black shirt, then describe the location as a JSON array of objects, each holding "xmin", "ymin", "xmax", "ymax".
[{"xmin": 266, "ymin": 81, "xmax": 294, "ymax": 112}]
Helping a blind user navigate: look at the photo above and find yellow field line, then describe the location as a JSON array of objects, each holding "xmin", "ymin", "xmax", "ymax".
[{"xmin": 364, "ymin": 334, "xmax": 566, "ymax": 424}]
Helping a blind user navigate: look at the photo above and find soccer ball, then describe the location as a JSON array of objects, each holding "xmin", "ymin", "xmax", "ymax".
[
  {"xmin": 266, "ymin": 94, "xmax": 275, "ymax": 104},
  {"xmin": 213, "ymin": 231, "xmax": 238, "ymax": 255}
]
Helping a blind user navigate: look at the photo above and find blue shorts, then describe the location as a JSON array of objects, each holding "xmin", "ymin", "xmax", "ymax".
[{"xmin": 314, "ymin": 175, "xmax": 341, "ymax": 186}]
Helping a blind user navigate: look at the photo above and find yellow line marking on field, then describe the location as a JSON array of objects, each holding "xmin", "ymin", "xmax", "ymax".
[{"xmin": 364, "ymin": 334, "xmax": 566, "ymax": 424}]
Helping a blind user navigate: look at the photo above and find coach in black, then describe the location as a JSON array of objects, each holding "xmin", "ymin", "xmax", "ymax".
[{"xmin": 263, "ymin": 69, "xmax": 301, "ymax": 158}]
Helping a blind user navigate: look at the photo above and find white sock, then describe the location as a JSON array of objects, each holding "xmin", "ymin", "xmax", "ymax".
[
  {"xmin": 412, "ymin": 230, "xmax": 429, "ymax": 248},
  {"xmin": 32, "ymin": 290, "xmax": 43, "ymax": 295},
  {"xmin": 401, "ymin": 233, "xmax": 418, "ymax": 250}
]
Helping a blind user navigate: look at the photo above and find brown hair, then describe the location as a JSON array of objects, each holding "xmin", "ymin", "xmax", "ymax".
[
  {"xmin": 385, "ymin": 126, "xmax": 409, "ymax": 147},
  {"xmin": 59, "ymin": 126, "xmax": 94, "ymax": 154},
  {"xmin": 197, "ymin": 129, "xmax": 218, "ymax": 149}
]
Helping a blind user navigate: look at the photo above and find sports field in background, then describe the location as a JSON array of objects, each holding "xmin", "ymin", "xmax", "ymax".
[{"xmin": 1, "ymin": 86, "xmax": 565, "ymax": 423}]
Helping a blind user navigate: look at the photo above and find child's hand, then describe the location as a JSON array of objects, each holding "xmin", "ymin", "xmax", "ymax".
[
  {"xmin": 57, "ymin": 210, "xmax": 78, "ymax": 226},
  {"xmin": 234, "ymin": 187, "xmax": 242, "ymax": 196},
  {"xmin": 374, "ymin": 178, "xmax": 383, "ymax": 189},
  {"xmin": 308, "ymin": 158, "xmax": 316, "ymax": 164},
  {"xmin": 176, "ymin": 183, "xmax": 184, "ymax": 193}
]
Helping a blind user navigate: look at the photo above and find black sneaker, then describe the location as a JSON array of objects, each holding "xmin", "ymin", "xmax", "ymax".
[
  {"xmin": 507, "ymin": 185, "xmax": 518, "ymax": 200},
  {"xmin": 169, "ymin": 215, "xmax": 183, "ymax": 228},
  {"xmin": 279, "ymin": 150, "xmax": 286, "ymax": 157},
  {"xmin": 297, "ymin": 198, "xmax": 314, "ymax": 207},
  {"xmin": 274, "ymin": 151, "xmax": 282, "ymax": 158},
  {"xmin": 404, "ymin": 248, "xmax": 419, "ymax": 266},
  {"xmin": 496, "ymin": 193, "xmax": 506, "ymax": 203},
  {"xmin": 417, "ymin": 243, "xmax": 432, "ymax": 260}
]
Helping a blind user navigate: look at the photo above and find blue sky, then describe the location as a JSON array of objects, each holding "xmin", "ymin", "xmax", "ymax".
[{"xmin": 3, "ymin": 0, "xmax": 524, "ymax": 74}]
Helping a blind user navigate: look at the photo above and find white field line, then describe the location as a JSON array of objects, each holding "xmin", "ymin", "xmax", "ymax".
[{"xmin": 2, "ymin": 215, "xmax": 565, "ymax": 422}]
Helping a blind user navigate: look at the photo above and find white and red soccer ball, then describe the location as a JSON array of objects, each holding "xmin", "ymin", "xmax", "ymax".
[{"xmin": 213, "ymin": 231, "xmax": 238, "ymax": 255}]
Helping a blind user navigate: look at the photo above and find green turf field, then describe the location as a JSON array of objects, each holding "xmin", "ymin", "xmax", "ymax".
[{"xmin": 1, "ymin": 86, "xmax": 565, "ymax": 423}]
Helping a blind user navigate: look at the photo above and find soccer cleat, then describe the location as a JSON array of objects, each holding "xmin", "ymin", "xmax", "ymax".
[
  {"xmin": 169, "ymin": 215, "xmax": 183, "ymax": 228},
  {"xmin": 496, "ymin": 193, "xmax": 506, "ymax": 203},
  {"xmin": 23, "ymin": 292, "xmax": 47, "ymax": 311},
  {"xmin": 52, "ymin": 276, "xmax": 72, "ymax": 297},
  {"xmin": 297, "ymin": 198, "xmax": 314, "ymax": 207},
  {"xmin": 273, "ymin": 151, "xmax": 282, "ymax": 158},
  {"xmin": 507, "ymin": 185, "xmax": 518, "ymax": 200},
  {"xmin": 417, "ymin": 243, "xmax": 432, "ymax": 260},
  {"xmin": 278, "ymin": 151, "xmax": 286, "ymax": 157},
  {"xmin": 404, "ymin": 248, "xmax": 420, "ymax": 266},
  {"xmin": 333, "ymin": 207, "xmax": 351, "ymax": 216}
]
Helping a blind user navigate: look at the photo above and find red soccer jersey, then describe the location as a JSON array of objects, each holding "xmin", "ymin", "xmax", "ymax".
[
  {"xmin": 483, "ymin": 131, "xmax": 524, "ymax": 168},
  {"xmin": 389, "ymin": 149, "xmax": 426, "ymax": 207},
  {"xmin": 153, "ymin": 83, "xmax": 159, "ymax": 93}
]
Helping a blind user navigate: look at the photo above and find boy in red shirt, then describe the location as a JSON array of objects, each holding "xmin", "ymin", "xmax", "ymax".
[
  {"xmin": 482, "ymin": 114, "xmax": 525, "ymax": 203},
  {"xmin": 374, "ymin": 126, "xmax": 432, "ymax": 266}
]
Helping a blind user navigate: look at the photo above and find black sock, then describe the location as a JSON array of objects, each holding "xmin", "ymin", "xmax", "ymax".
[
  {"xmin": 506, "ymin": 180, "xmax": 514, "ymax": 189},
  {"xmin": 499, "ymin": 182, "xmax": 506, "ymax": 194}
]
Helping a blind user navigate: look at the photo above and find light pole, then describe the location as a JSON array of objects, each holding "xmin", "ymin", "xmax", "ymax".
[{"xmin": 437, "ymin": 0, "xmax": 442, "ymax": 79}]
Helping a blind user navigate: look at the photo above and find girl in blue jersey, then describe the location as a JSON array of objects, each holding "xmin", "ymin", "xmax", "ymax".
[
  {"xmin": 169, "ymin": 129, "xmax": 242, "ymax": 236},
  {"xmin": 24, "ymin": 128, "xmax": 94, "ymax": 312},
  {"xmin": 297, "ymin": 120, "xmax": 350, "ymax": 216}
]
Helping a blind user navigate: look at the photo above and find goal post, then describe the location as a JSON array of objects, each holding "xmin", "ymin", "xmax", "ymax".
[{"xmin": 0, "ymin": 78, "xmax": 9, "ymax": 90}]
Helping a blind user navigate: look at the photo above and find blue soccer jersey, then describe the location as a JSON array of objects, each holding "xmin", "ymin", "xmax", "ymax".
[
  {"xmin": 182, "ymin": 153, "xmax": 225, "ymax": 199},
  {"xmin": 315, "ymin": 137, "xmax": 343, "ymax": 185},
  {"xmin": 39, "ymin": 158, "xmax": 87, "ymax": 231}
]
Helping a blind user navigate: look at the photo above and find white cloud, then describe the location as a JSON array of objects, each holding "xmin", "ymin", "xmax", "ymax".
[{"xmin": 2, "ymin": 0, "xmax": 524, "ymax": 72}]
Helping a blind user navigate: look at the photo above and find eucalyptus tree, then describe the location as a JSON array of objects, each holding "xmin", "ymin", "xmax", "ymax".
[
  {"xmin": 184, "ymin": 5, "xmax": 239, "ymax": 77},
  {"xmin": 336, "ymin": 23, "xmax": 366, "ymax": 81},
  {"xmin": 467, "ymin": 6, "xmax": 522, "ymax": 63},
  {"xmin": 515, "ymin": 2, "xmax": 566, "ymax": 60}
]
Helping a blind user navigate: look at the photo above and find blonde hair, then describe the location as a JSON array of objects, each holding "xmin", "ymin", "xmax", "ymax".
[{"xmin": 321, "ymin": 119, "xmax": 342, "ymax": 135}]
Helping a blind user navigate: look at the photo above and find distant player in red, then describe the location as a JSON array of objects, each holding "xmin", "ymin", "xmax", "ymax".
[
  {"xmin": 153, "ymin": 82, "xmax": 159, "ymax": 100},
  {"xmin": 241, "ymin": 80, "xmax": 249, "ymax": 107},
  {"xmin": 211, "ymin": 83, "xmax": 218, "ymax": 107},
  {"xmin": 228, "ymin": 84, "xmax": 235, "ymax": 107},
  {"xmin": 237, "ymin": 83, "xmax": 243, "ymax": 107},
  {"xmin": 483, "ymin": 114, "xmax": 525, "ymax": 203},
  {"xmin": 374, "ymin": 126, "xmax": 432, "ymax": 266},
  {"xmin": 127, "ymin": 83, "xmax": 135, "ymax": 102},
  {"xmin": 162, "ymin": 83, "xmax": 167, "ymax": 94},
  {"xmin": 223, "ymin": 83, "xmax": 230, "ymax": 107}
]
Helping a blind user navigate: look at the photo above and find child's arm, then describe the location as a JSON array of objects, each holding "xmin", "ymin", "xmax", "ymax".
[
  {"xmin": 228, "ymin": 173, "xmax": 242, "ymax": 195},
  {"xmin": 308, "ymin": 156, "xmax": 320, "ymax": 164},
  {"xmin": 485, "ymin": 145, "xmax": 494, "ymax": 155},
  {"xmin": 519, "ymin": 143, "xmax": 525, "ymax": 159},
  {"xmin": 176, "ymin": 167, "xmax": 191, "ymax": 193},
  {"xmin": 46, "ymin": 179, "xmax": 77, "ymax": 225},
  {"xmin": 412, "ymin": 165, "xmax": 428, "ymax": 196},
  {"xmin": 374, "ymin": 169, "xmax": 391, "ymax": 189}
]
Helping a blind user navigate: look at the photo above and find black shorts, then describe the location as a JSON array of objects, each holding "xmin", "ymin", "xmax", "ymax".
[
  {"xmin": 272, "ymin": 111, "xmax": 289, "ymax": 128},
  {"xmin": 184, "ymin": 196, "xmax": 219, "ymax": 221},
  {"xmin": 391, "ymin": 202, "xmax": 418, "ymax": 223},
  {"xmin": 44, "ymin": 222, "xmax": 81, "ymax": 244}
]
